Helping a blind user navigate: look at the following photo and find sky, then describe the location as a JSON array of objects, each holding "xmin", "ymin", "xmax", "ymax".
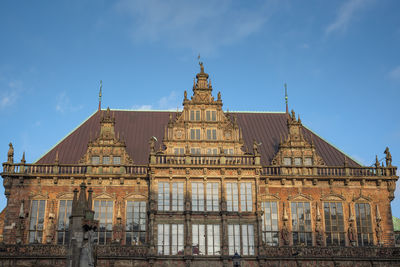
[{"xmin": 0, "ymin": 0, "xmax": 400, "ymax": 215}]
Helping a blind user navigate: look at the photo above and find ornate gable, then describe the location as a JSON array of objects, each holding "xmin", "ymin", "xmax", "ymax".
[
  {"xmin": 158, "ymin": 63, "xmax": 245, "ymax": 156},
  {"xmin": 79, "ymin": 107, "xmax": 133, "ymax": 165},
  {"xmin": 271, "ymin": 110, "xmax": 325, "ymax": 166}
]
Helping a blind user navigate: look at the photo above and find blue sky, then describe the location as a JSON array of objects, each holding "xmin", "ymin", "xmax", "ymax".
[{"xmin": 1, "ymin": 0, "xmax": 400, "ymax": 215}]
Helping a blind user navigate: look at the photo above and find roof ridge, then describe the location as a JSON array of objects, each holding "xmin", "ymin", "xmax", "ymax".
[
  {"xmin": 106, "ymin": 108, "xmax": 285, "ymax": 114},
  {"xmin": 34, "ymin": 110, "xmax": 98, "ymax": 163}
]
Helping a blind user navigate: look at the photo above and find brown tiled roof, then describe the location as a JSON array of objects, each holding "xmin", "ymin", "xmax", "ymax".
[{"xmin": 36, "ymin": 110, "xmax": 360, "ymax": 167}]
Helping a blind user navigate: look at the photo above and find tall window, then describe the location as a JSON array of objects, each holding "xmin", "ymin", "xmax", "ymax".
[
  {"xmin": 113, "ymin": 156, "xmax": 121, "ymax": 164},
  {"xmin": 192, "ymin": 224, "xmax": 220, "ymax": 255},
  {"xmin": 206, "ymin": 148, "xmax": 218, "ymax": 155},
  {"xmin": 192, "ymin": 183, "xmax": 204, "ymax": 211},
  {"xmin": 158, "ymin": 182, "xmax": 184, "ymax": 211},
  {"xmin": 103, "ymin": 156, "xmax": 110, "ymax": 164},
  {"xmin": 191, "ymin": 148, "xmax": 201, "ymax": 155},
  {"xmin": 158, "ymin": 224, "xmax": 184, "ymax": 255},
  {"xmin": 206, "ymin": 183, "xmax": 219, "ymax": 211},
  {"xmin": 190, "ymin": 110, "xmax": 200, "ymax": 121},
  {"xmin": 291, "ymin": 202, "xmax": 312, "ymax": 246},
  {"xmin": 57, "ymin": 200, "xmax": 72, "ymax": 245},
  {"xmin": 324, "ymin": 202, "xmax": 345, "ymax": 246},
  {"xmin": 206, "ymin": 110, "xmax": 216, "ymax": 121},
  {"xmin": 190, "ymin": 129, "xmax": 201, "ymax": 140},
  {"xmin": 224, "ymin": 148, "xmax": 234, "ymax": 155},
  {"xmin": 240, "ymin": 183, "xmax": 252, "ymax": 211},
  {"xmin": 355, "ymin": 203, "xmax": 373, "ymax": 246},
  {"xmin": 92, "ymin": 156, "xmax": 100, "ymax": 164},
  {"xmin": 126, "ymin": 201, "xmax": 146, "ymax": 245},
  {"xmin": 228, "ymin": 224, "xmax": 254, "ymax": 255},
  {"xmin": 192, "ymin": 182, "xmax": 219, "ymax": 211},
  {"xmin": 29, "ymin": 200, "xmax": 46, "ymax": 243},
  {"xmin": 226, "ymin": 183, "xmax": 238, "ymax": 211},
  {"xmin": 261, "ymin": 201, "xmax": 279, "ymax": 246},
  {"xmin": 206, "ymin": 129, "xmax": 217, "ymax": 140},
  {"xmin": 226, "ymin": 183, "xmax": 253, "ymax": 212},
  {"xmin": 174, "ymin": 148, "xmax": 184, "ymax": 155},
  {"xmin": 94, "ymin": 200, "xmax": 113, "ymax": 244}
]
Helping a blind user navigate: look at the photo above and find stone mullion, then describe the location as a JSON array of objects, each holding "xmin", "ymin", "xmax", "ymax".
[
  {"xmin": 254, "ymin": 175, "xmax": 263, "ymax": 256},
  {"xmin": 148, "ymin": 171, "xmax": 156, "ymax": 255},
  {"xmin": 184, "ymin": 176, "xmax": 192, "ymax": 256},
  {"xmin": 220, "ymin": 176, "xmax": 228, "ymax": 256}
]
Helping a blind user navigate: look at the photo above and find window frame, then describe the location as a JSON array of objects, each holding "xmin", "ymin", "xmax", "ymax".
[
  {"xmin": 158, "ymin": 223, "xmax": 184, "ymax": 255},
  {"xmin": 290, "ymin": 201, "xmax": 313, "ymax": 246},
  {"xmin": 125, "ymin": 200, "xmax": 147, "ymax": 245},
  {"xmin": 226, "ymin": 182, "xmax": 253, "ymax": 212},
  {"xmin": 261, "ymin": 201, "xmax": 279, "ymax": 246},
  {"xmin": 192, "ymin": 224, "xmax": 221, "ymax": 255},
  {"xmin": 191, "ymin": 182, "xmax": 219, "ymax": 212},
  {"xmin": 57, "ymin": 199, "xmax": 72, "ymax": 245},
  {"xmin": 94, "ymin": 199, "xmax": 114, "ymax": 245},
  {"xmin": 228, "ymin": 224, "xmax": 255, "ymax": 255},
  {"xmin": 355, "ymin": 202, "xmax": 374, "ymax": 246},
  {"xmin": 28, "ymin": 199, "xmax": 46, "ymax": 243},
  {"xmin": 158, "ymin": 182, "xmax": 184, "ymax": 211},
  {"xmin": 323, "ymin": 201, "xmax": 345, "ymax": 246}
]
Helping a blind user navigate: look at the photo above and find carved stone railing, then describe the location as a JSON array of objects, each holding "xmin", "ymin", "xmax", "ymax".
[
  {"xmin": 95, "ymin": 245, "xmax": 148, "ymax": 258},
  {"xmin": 153, "ymin": 154, "xmax": 256, "ymax": 166},
  {"xmin": 259, "ymin": 246, "xmax": 400, "ymax": 259},
  {"xmin": 0, "ymin": 244, "xmax": 67, "ymax": 258},
  {"xmin": 262, "ymin": 165, "xmax": 397, "ymax": 177},
  {"xmin": 1, "ymin": 163, "xmax": 148, "ymax": 176}
]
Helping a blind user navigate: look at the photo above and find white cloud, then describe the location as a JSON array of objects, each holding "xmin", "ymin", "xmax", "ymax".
[
  {"xmin": 388, "ymin": 65, "xmax": 400, "ymax": 80},
  {"xmin": 325, "ymin": 0, "xmax": 372, "ymax": 35},
  {"xmin": 115, "ymin": 0, "xmax": 270, "ymax": 54},
  {"xmin": 56, "ymin": 92, "xmax": 83, "ymax": 113},
  {"xmin": 131, "ymin": 91, "xmax": 183, "ymax": 111},
  {"xmin": 0, "ymin": 80, "xmax": 24, "ymax": 109}
]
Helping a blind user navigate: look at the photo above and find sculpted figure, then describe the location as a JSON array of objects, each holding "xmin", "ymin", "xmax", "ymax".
[
  {"xmin": 384, "ymin": 147, "xmax": 392, "ymax": 166},
  {"xmin": 348, "ymin": 222, "xmax": 356, "ymax": 246},
  {"xmin": 281, "ymin": 222, "xmax": 290, "ymax": 246}
]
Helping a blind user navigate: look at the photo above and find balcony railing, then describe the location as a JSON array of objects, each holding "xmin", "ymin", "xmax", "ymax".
[
  {"xmin": 262, "ymin": 165, "xmax": 397, "ymax": 177},
  {"xmin": 1, "ymin": 163, "xmax": 148, "ymax": 176},
  {"xmin": 153, "ymin": 154, "xmax": 256, "ymax": 165}
]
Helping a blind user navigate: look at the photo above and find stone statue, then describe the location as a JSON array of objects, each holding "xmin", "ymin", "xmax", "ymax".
[
  {"xmin": 348, "ymin": 221, "xmax": 356, "ymax": 246},
  {"xmin": 315, "ymin": 222, "xmax": 324, "ymax": 246},
  {"xmin": 217, "ymin": 91, "xmax": 221, "ymax": 101},
  {"xmin": 253, "ymin": 140, "xmax": 260, "ymax": 155},
  {"xmin": 184, "ymin": 90, "xmax": 187, "ymax": 100},
  {"xmin": 281, "ymin": 221, "xmax": 290, "ymax": 246},
  {"xmin": 384, "ymin": 147, "xmax": 392, "ymax": 166},
  {"xmin": 376, "ymin": 221, "xmax": 383, "ymax": 246},
  {"xmin": 80, "ymin": 230, "xmax": 96, "ymax": 267},
  {"xmin": 199, "ymin": 62, "xmax": 204, "ymax": 73},
  {"xmin": 149, "ymin": 137, "xmax": 156, "ymax": 153},
  {"xmin": 113, "ymin": 217, "xmax": 124, "ymax": 244},
  {"xmin": 7, "ymin": 142, "xmax": 14, "ymax": 163}
]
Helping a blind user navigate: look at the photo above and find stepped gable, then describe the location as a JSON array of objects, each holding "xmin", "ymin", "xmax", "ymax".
[{"xmin": 36, "ymin": 110, "xmax": 360, "ymax": 167}]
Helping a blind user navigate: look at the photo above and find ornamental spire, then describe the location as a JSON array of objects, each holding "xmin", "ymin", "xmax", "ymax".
[
  {"xmin": 284, "ymin": 83, "xmax": 288, "ymax": 115},
  {"xmin": 98, "ymin": 80, "xmax": 102, "ymax": 112}
]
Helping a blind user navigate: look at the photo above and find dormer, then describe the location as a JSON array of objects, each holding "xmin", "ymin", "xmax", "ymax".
[
  {"xmin": 79, "ymin": 108, "xmax": 133, "ymax": 165},
  {"xmin": 271, "ymin": 110, "xmax": 324, "ymax": 167},
  {"xmin": 161, "ymin": 63, "xmax": 244, "ymax": 156}
]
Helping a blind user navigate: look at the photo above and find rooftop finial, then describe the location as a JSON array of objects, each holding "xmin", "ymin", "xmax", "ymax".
[
  {"xmin": 21, "ymin": 152, "xmax": 26, "ymax": 164},
  {"xmin": 284, "ymin": 83, "xmax": 288, "ymax": 115},
  {"xmin": 98, "ymin": 80, "xmax": 102, "ymax": 112}
]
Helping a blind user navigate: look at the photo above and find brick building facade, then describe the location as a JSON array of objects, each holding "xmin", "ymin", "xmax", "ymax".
[{"xmin": 0, "ymin": 63, "xmax": 399, "ymax": 266}]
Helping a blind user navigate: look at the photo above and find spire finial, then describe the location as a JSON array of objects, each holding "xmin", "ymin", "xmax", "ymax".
[
  {"xmin": 284, "ymin": 83, "xmax": 288, "ymax": 115},
  {"xmin": 98, "ymin": 80, "xmax": 102, "ymax": 112},
  {"xmin": 21, "ymin": 152, "xmax": 26, "ymax": 164}
]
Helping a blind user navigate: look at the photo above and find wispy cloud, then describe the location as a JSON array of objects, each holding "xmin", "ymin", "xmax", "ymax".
[
  {"xmin": 388, "ymin": 65, "xmax": 400, "ymax": 80},
  {"xmin": 115, "ymin": 0, "xmax": 271, "ymax": 54},
  {"xmin": 325, "ymin": 0, "xmax": 372, "ymax": 35},
  {"xmin": 132, "ymin": 91, "xmax": 182, "ymax": 111},
  {"xmin": 55, "ymin": 92, "xmax": 83, "ymax": 113},
  {"xmin": 0, "ymin": 80, "xmax": 24, "ymax": 109}
]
